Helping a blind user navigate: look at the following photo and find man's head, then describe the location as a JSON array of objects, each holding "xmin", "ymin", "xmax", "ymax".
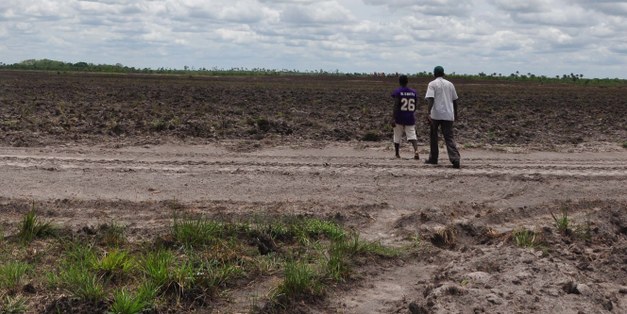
[
  {"xmin": 399, "ymin": 75, "xmax": 408, "ymax": 87},
  {"xmin": 434, "ymin": 66, "xmax": 445, "ymax": 77}
]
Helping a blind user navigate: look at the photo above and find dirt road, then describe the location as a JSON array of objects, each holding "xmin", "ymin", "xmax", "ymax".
[
  {"xmin": 1, "ymin": 142, "xmax": 625, "ymax": 205},
  {"xmin": 1, "ymin": 142, "xmax": 626, "ymax": 313}
]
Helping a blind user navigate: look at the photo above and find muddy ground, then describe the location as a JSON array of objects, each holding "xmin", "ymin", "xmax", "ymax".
[{"xmin": 0, "ymin": 71, "xmax": 626, "ymax": 313}]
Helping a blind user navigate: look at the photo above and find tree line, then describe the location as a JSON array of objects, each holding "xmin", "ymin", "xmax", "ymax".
[{"xmin": 0, "ymin": 59, "xmax": 624, "ymax": 85}]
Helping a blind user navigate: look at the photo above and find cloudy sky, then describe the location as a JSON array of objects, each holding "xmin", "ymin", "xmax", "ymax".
[{"xmin": 1, "ymin": 0, "xmax": 626, "ymax": 78}]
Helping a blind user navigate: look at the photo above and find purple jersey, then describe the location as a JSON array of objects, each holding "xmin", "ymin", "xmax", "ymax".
[{"xmin": 391, "ymin": 87, "xmax": 418, "ymax": 125}]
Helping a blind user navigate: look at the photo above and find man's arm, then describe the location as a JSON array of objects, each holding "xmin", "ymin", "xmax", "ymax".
[
  {"xmin": 453, "ymin": 99, "xmax": 458, "ymax": 121},
  {"xmin": 426, "ymin": 97, "xmax": 434, "ymax": 122}
]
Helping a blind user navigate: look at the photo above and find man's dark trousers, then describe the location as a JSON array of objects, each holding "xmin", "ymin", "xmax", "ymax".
[{"xmin": 429, "ymin": 120, "xmax": 460, "ymax": 163}]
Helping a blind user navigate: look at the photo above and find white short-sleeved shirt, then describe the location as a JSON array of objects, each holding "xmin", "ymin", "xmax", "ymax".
[{"xmin": 425, "ymin": 77, "xmax": 458, "ymax": 121}]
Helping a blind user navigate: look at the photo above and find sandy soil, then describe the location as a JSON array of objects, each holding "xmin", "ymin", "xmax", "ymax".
[{"xmin": 1, "ymin": 141, "xmax": 625, "ymax": 313}]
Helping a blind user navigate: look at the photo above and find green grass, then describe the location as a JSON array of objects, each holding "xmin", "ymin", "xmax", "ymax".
[
  {"xmin": 57, "ymin": 264, "xmax": 106, "ymax": 302},
  {"xmin": 275, "ymin": 260, "xmax": 323, "ymax": 300},
  {"xmin": 1, "ymin": 295, "xmax": 27, "ymax": 314},
  {"xmin": 172, "ymin": 217, "xmax": 228, "ymax": 248},
  {"xmin": 51, "ymin": 243, "xmax": 105, "ymax": 302},
  {"xmin": 622, "ymin": 142, "xmax": 627, "ymax": 149},
  {"xmin": 17, "ymin": 210, "xmax": 56, "ymax": 243},
  {"xmin": 0, "ymin": 261, "xmax": 30, "ymax": 291},
  {"xmin": 93, "ymin": 249, "xmax": 135, "ymax": 280},
  {"xmin": 512, "ymin": 228, "xmax": 540, "ymax": 248},
  {"xmin": 551, "ymin": 209, "xmax": 571, "ymax": 235},
  {"xmin": 2, "ymin": 210, "xmax": 400, "ymax": 312},
  {"xmin": 109, "ymin": 283, "xmax": 158, "ymax": 314},
  {"xmin": 140, "ymin": 249, "xmax": 174, "ymax": 291}
]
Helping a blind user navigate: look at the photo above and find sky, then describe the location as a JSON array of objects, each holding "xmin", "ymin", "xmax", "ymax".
[{"xmin": 1, "ymin": 0, "xmax": 626, "ymax": 79}]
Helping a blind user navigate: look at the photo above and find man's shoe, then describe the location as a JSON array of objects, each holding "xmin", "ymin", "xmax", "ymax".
[
  {"xmin": 414, "ymin": 152, "xmax": 420, "ymax": 160},
  {"xmin": 395, "ymin": 154, "xmax": 401, "ymax": 159},
  {"xmin": 424, "ymin": 159, "xmax": 437, "ymax": 165},
  {"xmin": 452, "ymin": 160, "xmax": 461, "ymax": 169}
]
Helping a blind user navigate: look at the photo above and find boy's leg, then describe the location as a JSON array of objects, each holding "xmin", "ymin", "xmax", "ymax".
[
  {"xmin": 405, "ymin": 125, "xmax": 419, "ymax": 160},
  {"xmin": 393, "ymin": 124, "xmax": 402, "ymax": 158}
]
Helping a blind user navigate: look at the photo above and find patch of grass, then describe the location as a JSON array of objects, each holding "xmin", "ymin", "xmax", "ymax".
[
  {"xmin": 622, "ymin": 141, "xmax": 627, "ymax": 149},
  {"xmin": 250, "ymin": 254, "xmax": 283, "ymax": 276},
  {"xmin": 275, "ymin": 260, "xmax": 323, "ymax": 300},
  {"xmin": 337, "ymin": 232, "xmax": 398, "ymax": 257},
  {"xmin": 1, "ymin": 295, "xmax": 27, "ymax": 314},
  {"xmin": 17, "ymin": 210, "xmax": 56, "ymax": 243},
  {"xmin": 93, "ymin": 249, "xmax": 135, "ymax": 281},
  {"xmin": 260, "ymin": 217, "xmax": 346, "ymax": 245},
  {"xmin": 140, "ymin": 249, "xmax": 174, "ymax": 291},
  {"xmin": 172, "ymin": 217, "xmax": 227, "ymax": 248},
  {"xmin": 325, "ymin": 233, "xmax": 398, "ymax": 282},
  {"xmin": 551, "ymin": 209, "xmax": 571, "ymax": 235},
  {"xmin": 193, "ymin": 258, "xmax": 244, "ymax": 293},
  {"xmin": 0, "ymin": 261, "xmax": 30, "ymax": 291},
  {"xmin": 2, "ymin": 210, "xmax": 399, "ymax": 313},
  {"xmin": 167, "ymin": 260, "xmax": 196, "ymax": 296},
  {"xmin": 52, "ymin": 243, "xmax": 105, "ymax": 302},
  {"xmin": 109, "ymin": 283, "xmax": 158, "ymax": 314},
  {"xmin": 57, "ymin": 264, "xmax": 106, "ymax": 302},
  {"xmin": 63, "ymin": 242, "xmax": 98, "ymax": 268},
  {"xmin": 301, "ymin": 218, "xmax": 346, "ymax": 241},
  {"xmin": 325, "ymin": 244, "xmax": 351, "ymax": 282},
  {"xmin": 512, "ymin": 228, "xmax": 540, "ymax": 248}
]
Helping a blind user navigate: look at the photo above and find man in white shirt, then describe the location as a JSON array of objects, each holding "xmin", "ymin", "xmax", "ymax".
[{"xmin": 424, "ymin": 66, "xmax": 461, "ymax": 168}]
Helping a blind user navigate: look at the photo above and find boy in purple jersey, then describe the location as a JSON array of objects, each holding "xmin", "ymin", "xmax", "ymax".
[{"xmin": 391, "ymin": 75, "xmax": 419, "ymax": 159}]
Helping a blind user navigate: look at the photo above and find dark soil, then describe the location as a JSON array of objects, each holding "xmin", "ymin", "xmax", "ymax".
[{"xmin": 1, "ymin": 71, "xmax": 625, "ymax": 148}]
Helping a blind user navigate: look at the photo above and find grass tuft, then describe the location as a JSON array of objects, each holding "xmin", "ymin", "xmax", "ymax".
[
  {"xmin": 1, "ymin": 294, "xmax": 27, "ymax": 314},
  {"xmin": 0, "ymin": 261, "xmax": 30, "ymax": 291},
  {"xmin": 275, "ymin": 260, "xmax": 323, "ymax": 300},
  {"xmin": 140, "ymin": 249, "xmax": 174, "ymax": 291},
  {"xmin": 57, "ymin": 264, "xmax": 106, "ymax": 302},
  {"xmin": 93, "ymin": 249, "xmax": 135, "ymax": 281},
  {"xmin": 109, "ymin": 283, "xmax": 158, "ymax": 314},
  {"xmin": 551, "ymin": 208, "xmax": 571, "ymax": 235},
  {"xmin": 17, "ymin": 210, "xmax": 56, "ymax": 243},
  {"xmin": 172, "ymin": 217, "xmax": 227, "ymax": 248},
  {"xmin": 53, "ymin": 243, "xmax": 105, "ymax": 302},
  {"xmin": 512, "ymin": 228, "xmax": 540, "ymax": 248}
]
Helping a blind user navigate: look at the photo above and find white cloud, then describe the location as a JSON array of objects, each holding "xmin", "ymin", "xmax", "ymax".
[
  {"xmin": 0, "ymin": 0, "xmax": 625, "ymax": 78},
  {"xmin": 280, "ymin": 1, "xmax": 355, "ymax": 24}
]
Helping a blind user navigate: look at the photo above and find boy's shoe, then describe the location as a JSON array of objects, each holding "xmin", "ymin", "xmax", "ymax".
[
  {"xmin": 414, "ymin": 152, "xmax": 420, "ymax": 160},
  {"xmin": 424, "ymin": 159, "xmax": 437, "ymax": 165},
  {"xmin": 452, "ymin": 160, "xmax": 461, "ymax": 169},
  {"xmin": 395, "ymin": 154, "xmax": 401, "ymax": 159}
]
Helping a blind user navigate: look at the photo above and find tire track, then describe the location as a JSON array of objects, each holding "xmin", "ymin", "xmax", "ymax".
[{"xmin": 1, "ymin": 154, "xmax": 626, "ymax": 178}]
